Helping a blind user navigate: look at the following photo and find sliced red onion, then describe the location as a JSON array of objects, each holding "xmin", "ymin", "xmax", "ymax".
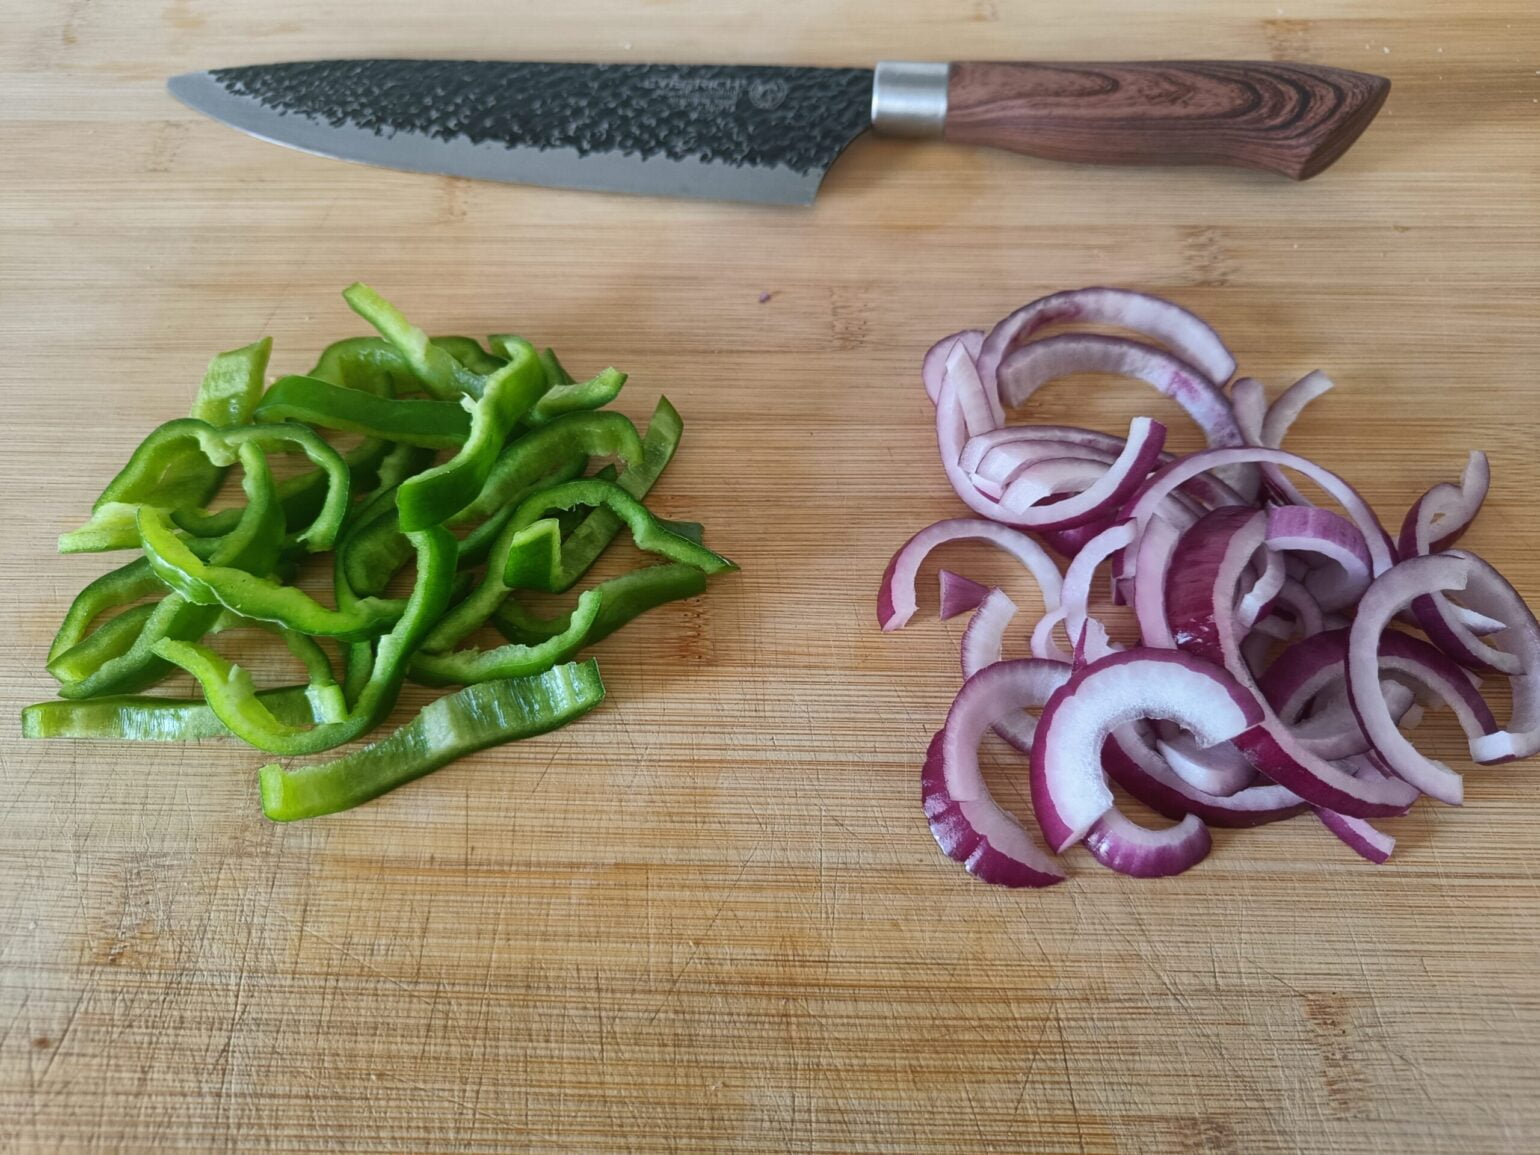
[
  {"xmin": 1315, "ymin": 807, "xmax": 1394, "ymax": 864},
  {"xmin": 1450, "ymin": 605, "xmax": 1507, "ymax": 636},
  {"xmin": 959, "ymin": 589, "xmax": 1056, "ymax": 754},
  {"xmin": 1271, "ymin": 579, "xmax": 1326, "ymax": 637},
  {"xmin": 1262, "ymin": 370, "xmax": 1334, "ymax": 448},
  {"xmin": 921, "ymin": 733, "xmax": 1067, "ymax": 888},
  {"xmin": 971, "ymin": 439, "xmax": 1120, "ymax": 492},
  {"xmin": 1235, "ymin": 547, "xmax": 1285, "ymax": 629},
  {"xmin": 942, "ymin": 336, "xmax": 1003, "ymax": 438},
  {"xmin": 1267, "ymin": 506, "xmax": 1373, "ymax": 612},
  {"xmin": 1260, "ymin": 626, "xmax": 1496, "ymax": 756},
  {"xmin": 1060, "ymin": 521, "xmax": 1137, "ymax": 647},
  {"xmin": 1073, "ymin": 618, "xmax": 1118, "ymax": 668},
  {"xmin": 922, "ymin": 329, "xmax": 985, "ymax": 406},
  {"xmin": 938, "ymin": 569, "xmax": 991, "ymax": 620},
  {"xmin": 975, "ymin": 287, "xmax": 1237, "ymax": 394},
  {"xmin": 1290, "ymin": 679, "xmax": 1417, "ymax": 761},
  {"xmin": 1231, "ymin": 376, "xmax": 1267, "ymax": 445},
  {"xmin": 986, "ymin": 419, "xmax": 1167, "ymax": 532},
  {"xmin": 995, "ymin": 336, "xmax": 1249, "ymax": 500},
  {"xmin": 1165, "ymin": 507, "xmax": 1418, "ymax": 817},
  {"xmin": 1125, "ymin": 447, "xmax": 1396, "ymax": 578},
  {"xmin": 959, "ymin": 424, "xmax": 1138, "ymax": 475},
  {"xmin": 1029, "ymin": 649, "xmax": 1265, "ymax": 852},
  {"xmin": 1030, "ymin": 607, "xmax": 1073, "ymax": 664},
  {"xmin": 1040, "ymin": 517, "xmax": 1118, "ymax": 561},
  {"xmin": 1103, "ymin": 725, "xmax": 1306, "ymax": 828},
  {"xmin": 1397, "ymin": 451, "xmax": 1490, "ymax": 558},
  {"xmin": 1155, "ymin": 725, "xmax": 1256, "ymax": 796},
  {"xmin": 878, "ymin": 518, "xmax": 1063, "ymax": 632},
  {"xmin": 1411, "ymin": 547, "xmax": 1526, "ymax": 677},
  {"xmin": 941, "ymin": 658, "xmax": 1075, "ymax": 805},
  {"xmin": 1417, "ymin": 552, "xmax": 1540, "ymax": 765},
  {"xmin": 1083, "ymin": 807, "xmax": 1211, "ymax": 878},
  {"xmin": 1132, "ymin": 515, "xmax": 1181, "ymax": 649}
]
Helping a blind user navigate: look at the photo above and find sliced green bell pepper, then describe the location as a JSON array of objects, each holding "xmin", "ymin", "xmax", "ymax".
[
  {"xmin": 61, "ymin": 419, "xmax": 350, "ymax": 554},
  {"xmin": 494, "ymin": 562, "xmax": 707, "ymax": 648},
  {"xmin": 258, "ymin": 659, "xmax": 606, "ymax": 821},
  {"xmin": 342, "ymin": 283, "xmax": 487, "ymax": 400},
  {"xmin": 56, "ymin": 441, "xmax": 288, "ymax": 699},
  {"xmin": 153, "ymin": 527, "xmax": 456, "ymax": 755},
  {"xmin": 22, "ymin": 685, "xmax": 318, "ymax": 741},
  {"xmin": 139, "ymin": 506, "xmax": 404, "ymax": 641},
  {"xmin": 60, "ymin": 339, "xmax": 273, "ymax": 553},
  {"xmin": 502, "ymin": 479, "xmax": 734, "ymax": 593},
  {"xmin": 409, "ymin": 589, "xmax": 603, "ymax": 687},
  {"xmin": 395, "ymin": 342, "xmax": 548, "ymax": 531},
  {"xmin": 253, "ymin": 375, "xmax": 472, "ymax": 448}
]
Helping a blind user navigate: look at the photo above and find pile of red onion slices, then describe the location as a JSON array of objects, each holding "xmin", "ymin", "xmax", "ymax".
[{"xmin": 884, "ymin": 287, "xmax": 1539, "ymax": 887}]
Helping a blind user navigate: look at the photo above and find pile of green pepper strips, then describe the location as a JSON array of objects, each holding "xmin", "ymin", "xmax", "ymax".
[{"xmin": 22, "ymin": 285, "xmax": 736, "ymax": 821}]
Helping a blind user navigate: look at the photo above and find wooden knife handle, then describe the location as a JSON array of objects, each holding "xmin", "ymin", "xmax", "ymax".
[{"xmin": 941, "ymin": 61, "xmax": 1390, "ymax": 180}]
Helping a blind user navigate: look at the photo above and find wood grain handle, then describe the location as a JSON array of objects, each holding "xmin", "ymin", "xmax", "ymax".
[{"xmin": 942, "ymin": 61, "xmax": 1390, "ymax": 180}]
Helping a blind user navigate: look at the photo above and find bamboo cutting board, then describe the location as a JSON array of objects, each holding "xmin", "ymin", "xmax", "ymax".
[{"xmin": 3, "ymin": 2, "xmax": 1539, "ymax": 1151}]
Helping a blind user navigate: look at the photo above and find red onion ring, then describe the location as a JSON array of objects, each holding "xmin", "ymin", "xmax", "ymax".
[
  {"xmin": 1315, "ymin": 807, "xmax": 1394, "ymax": 864},
  {"xmin": 1030, "ymin": 649, "xmax": 1265, "ymax": 852},
  {"xmin": 1083, "ymin": 807, "xmax": 1212, "ymax": 879},
  {"xmin": 922, "ymin": 329, "xmax": 986, "ymax": 408},
  {"xmin": 922, "ymin": 732, "xmax": 1067, "ymax": 888},
  {"xmin": 1165, "ymin": 507, "xmax": 1419, "ymax": 817},
  {"xmin": 975, "ymin": 287, "xmax": 1237, "ymax": 393},
  {"xmin": 1103, "ymin": 724, "xmax": 1306, "ymax": 828},
  {"xmin": 1266, "ymin": 506, "xmax": 1373, "ymax": 612},
  {"xmin": 878, "ymin": 518, "xmax": 1063, "ymax": 632}
]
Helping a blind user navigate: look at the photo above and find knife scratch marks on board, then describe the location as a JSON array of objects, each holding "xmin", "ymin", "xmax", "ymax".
[
  {"xmin": 439, "ymin": 177, "xmax": 469, "ymax": 225},
  {"xmin": 828, "ymin": 286, "xmax": 870, "ymax": 351},
  {"xmin": 1183, "ymin": 226, "xmax": 1238, "ymax": 289},
  {"xmin": 146, "ymin": 122, "xmax": 188, "ymax": 174},
  {"xmin": 1263, "ymin": 20, "xmax": 1319, "ymax": 64}
]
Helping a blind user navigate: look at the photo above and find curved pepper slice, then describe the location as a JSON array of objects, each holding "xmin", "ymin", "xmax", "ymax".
[
  {"xmin": 546, "ymin": 396, "xmax": 685, "ymax": 591},
  {"xmin": 490, "ymin": 335, "xmax": 626, "ymax": 428},
  {"xmin": 152, "ymin": 527, "xmax": 456, "ymax": 755},
  {"xmin": 258, "ymin": 659, "xmax": 606, "ymax": 821},
  {"xmin": 139, "ymin": 506, "xmax": 404, "ymax": 640},
  {"xmin": 502, "ymin": 479, "xmax": 735, "ymax": 593},
  {"xmin": 311, "ymin": 334, "xmax": 504, "ymax": 394},
  {"xmin": 61, "ymin": 419, "xmax": 350, "ymax": 554},
  {"xmin": 254, "ymin": 375, "xmax": 472, "ymax": 448},
  {"xmin": 342, "ymin": 283, "xmax": 488, "ymax": 400},
  {"xmin": 395, "ymin": 341, "xmax": 548, "ymax": 531},
  {"xmin": 59, "ymin": 339, "xmax": 273, "ymax": 553},
  {"xmin": 57, "ymin": 442, "xmax": 288, "ymax": 699},
  {"xmin": 495, "ymin": 562, "xmax": 708, "ymax": 648},
  {"xmin": 409, "ymin": 589, "xmax": 603, "ymax": 687},
  {"xmin": 22, "ymin": 685, "xmax": 318, "ymax": 741}
]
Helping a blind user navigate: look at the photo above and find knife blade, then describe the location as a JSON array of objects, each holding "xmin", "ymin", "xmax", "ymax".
[{"xmin": 168, "ymin": 59, "xmax": 1390, "ymax": 205}]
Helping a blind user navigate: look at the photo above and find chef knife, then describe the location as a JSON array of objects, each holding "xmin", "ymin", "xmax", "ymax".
[{"xmin": 168, "ymin": 59, "xmax": 1390, "ymax": 205}]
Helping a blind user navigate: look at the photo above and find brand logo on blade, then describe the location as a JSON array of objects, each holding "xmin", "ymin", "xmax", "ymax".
[
  {"xmin": 747, "ymin": 78, "xmax": 789, "ymax": 111},
  {"xmin": 638, "ymin": 73, "xmax": 788, "ymax": 115}
]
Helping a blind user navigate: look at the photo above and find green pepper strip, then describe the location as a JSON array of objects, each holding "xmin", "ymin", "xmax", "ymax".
[
  {"xmin": 420, "ymin": 518, "xmax": 559, "ymax": 654},
  {"xmin": 22, "ymin": 685, "xmax": 317, "ymax": 742},
  {"xmin": 46, "ymin": 604, "xmax": 159, "ymax": 685},
  {"xmin": 153, "ymin": 527, "xmax": 456, "ymax": 755},
  {"xmin": 60, "ymin": 419, "xmax": 350, "ymax": 554},
  {"xmin": 253, "ymin": 375, "xmax": 472, "ymax": 448},
  {"xmin": 191, "ymin": 336, "xmax": 272, "ymax": 428},
  {"xmin": 409, "ymin": 590, "xmax": 603, "ymax": 687},
  {"xmin": 547, "ymin": 396, "xmax": 685, "ymax": 591},
  {"xmin": 537, "ymin": 347, "xmax": 574, "ymax": 387},
  {"xmin": 395, "ymin": 343, "xmax": 547, "ymax": 532},
  {"xmin": 310, "ymin": 334, "xmax": 503, "ymax": 394},
  {"xmin": 258, "ymin": 659, "xmax": 606, "ymax": 821},
  {"xmin": 139, "ymin": 506, "xmax": 403, "ymax": 641},
  {"xmin": 342, "ymin": 283, "xmax": 487, "ymax": 400},
  {"xmin": 47, "ymin": 552, "xmax": 201, "ymax": 664},
  {"xmin": 57, "ymin": 442, "xmax": 287, "ymax": 699},
  {"xmin": 503, "ymin": 479, "xmax": 735, "ymax": 593},
  {"xmin": 495, "ymin": 562, "xmax": 707, "ymax": 647},
  {"xmin": 59, "ymin": 339, "xmax": 272, "ymax": 553}
]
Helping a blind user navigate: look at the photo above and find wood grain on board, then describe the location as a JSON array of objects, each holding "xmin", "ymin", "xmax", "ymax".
[{"xmin": 2, "ymin": 1, "xmax": 1538, "ymax": 1151}]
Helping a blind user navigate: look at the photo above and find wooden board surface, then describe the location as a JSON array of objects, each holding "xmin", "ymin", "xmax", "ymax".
[{"xmin": 3, "ymin": 2, "xmax": 1539, "ymax": 1150}]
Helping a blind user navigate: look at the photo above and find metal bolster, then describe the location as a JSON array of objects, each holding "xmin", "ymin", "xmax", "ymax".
[{"xmin": 870, "ymin": 61, "xmax": 950, "ymax": 138}]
